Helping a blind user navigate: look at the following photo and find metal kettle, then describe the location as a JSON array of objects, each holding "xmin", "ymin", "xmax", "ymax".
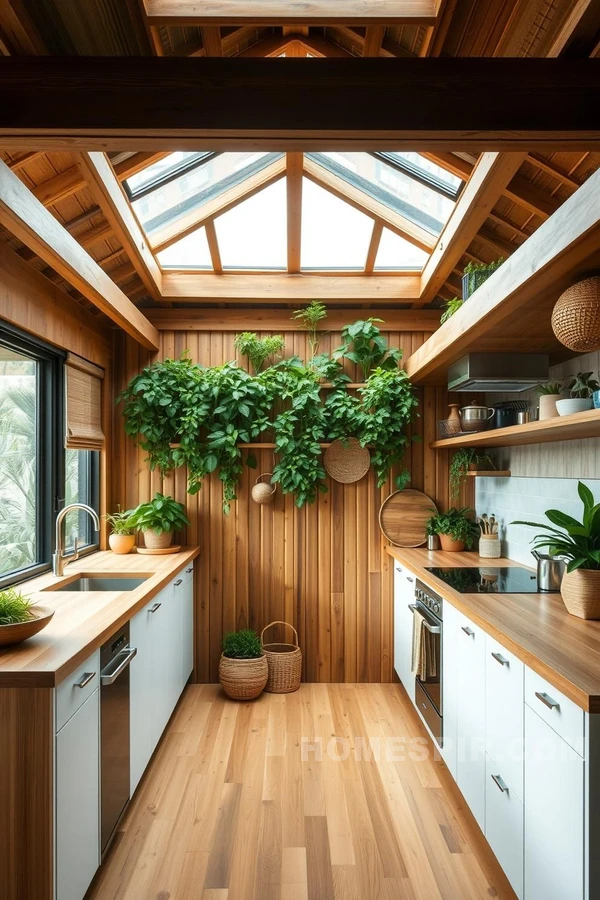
[{"xmin": 532, "ymin": 551, "xmax": 565, "ymax": 592}]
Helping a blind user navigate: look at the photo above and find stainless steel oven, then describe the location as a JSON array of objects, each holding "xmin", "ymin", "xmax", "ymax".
[{"xmin": 411, "ymin": 579, "xmax": 443, "ymax": 747}]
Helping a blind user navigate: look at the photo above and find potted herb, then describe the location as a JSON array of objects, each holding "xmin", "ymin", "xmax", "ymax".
[
  {"xmin": 218, "ymin": 629, "xmax": 268, "ymax": 699},
  {"xmin": 426, "ymin": 507, "xmax": 479, "ymax": 552},
  {"xmin": 130, "ymin": 493, "xmax": 190, "ymax": 550},
  {"xmin": 292, "ymin": 300, "xmax": 327, "ymax": 359},
  {"xmin": 462, "ymin": 258, "xmax": 504, "ymax": 299},
  {"xmin": 104, "ymin": 507, "xmax": 137, "ymax": 554},
  {"xmin": 556, "ymin": 372, "xmax": 599, "ymax": 416},
  {"xmin": 513, "ymin": 482, "xmax": 600, "ymax": 619},
  {"xmin": 0, "ymin": 588, "xmax": 54, "ymax": 647},
  {"xmin": 440, "ymin": 297, "xmax": 464, "ymax": 325},
  {"xmin": 234, "ymin": 332, "xmax": 285, "ymax": 374},
  {"xmin": 449, "ymin": 449, "xmax": 496, "ymax": 501},
  {"xmin": 537, "ymin": 380, "xmax": 563, "ymax": 421}
]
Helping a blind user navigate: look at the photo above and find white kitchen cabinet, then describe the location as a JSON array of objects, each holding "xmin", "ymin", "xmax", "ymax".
[
  {"xmin": 393, "ymin": 562, "xmax": 416, "ymax": 703},
  {"xmin": 485, "ymin": 753, "xmax": 524, "ymax": 900},
  {"xmin": 55, "ymin": 689, "xmax": 100, "ymax": 900},
  {"xmin": 485, "ymin": 634, "xmax": 524, "ymax": 799},
  {"xmin": 524, "ymin": 703, "xmax": 584, "ymax": 900},
  {"xmin": 441, "ymin": 599, "xmax": 459, "ymax": 780},
  {"xmin": 173, "ymin": 564, "xmax": 195, "ymax": 692},
  {"xmin": 456, "ymin": 611, "xmax": 486, "ymax": 831}
]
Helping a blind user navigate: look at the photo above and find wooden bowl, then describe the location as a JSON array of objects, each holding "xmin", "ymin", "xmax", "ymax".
[{"xmin": 0, "ymin": 605, "xmax": 55, "ymax": 647}]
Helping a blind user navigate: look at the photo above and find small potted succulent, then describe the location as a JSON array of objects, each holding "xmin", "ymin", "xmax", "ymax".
[
  {"xmin": 104, "ymin": 507, "xmax": 137, "ymax": 554},
  {"xmin": 556, "ymin": 372, "xmax": 599, "ymax": 416},
  {"xmin": 130, "ymin": 493, "xmax": 190, "ymax": 550},
  {"xmin": 426, "ymin": 507, "xmax": 480, "ymax": 552},
  {"xmin": 0, "ymin": 587, "xmax": 54, "ymax": 647},
  {"xmin": 536, "ymin": 380, "xmax": 563, "ymax": 421},
  {"xmin": 513, "ymin": 482, "xmax": 600, "ymax": 619},
  {"xmin": 219, "ymin": 629, "xmax": 268, "ymax": 700},
  {"xmin": 449, "ymin": 449, "xmax": 496, "ymax": 501}
]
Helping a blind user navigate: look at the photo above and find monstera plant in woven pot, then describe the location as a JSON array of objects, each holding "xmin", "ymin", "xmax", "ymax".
[
  {"xmin": 219, "ymin": 629, "xmax": 268, "ymax": 700},
  {"xmin": 513, "ymin": 482, "xmax": 600, "ymax": 620}
]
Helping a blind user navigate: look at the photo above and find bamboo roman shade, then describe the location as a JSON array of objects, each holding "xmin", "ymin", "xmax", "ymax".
[{"xmin": 65, "ymin": 352, "xmax": 105, "ymax": 451}]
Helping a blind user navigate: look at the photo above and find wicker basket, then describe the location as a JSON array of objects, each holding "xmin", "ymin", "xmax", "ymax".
[
  {"xmin": 324, "ymin": 438, "xmax": 371, "ymax": 483},
  {"xmin": 479, "ymin": 535, "xmax": 501, "ymax": 558},
  {"xmin": 251, "ymin": 473, "xmax": 276, "ymax": 505},
  {"xmin": 261, "ymin": 621, "xmax": 302, "ymax": 693},
  {"xmin": 552, "ymin": 277, "xmax": 600, "ymax": 352},
  {"xmin": 437, "ymin": 418, "xmax": 463, "ymax": 440},
  {"xmin": 218, "ymin": 653, "xmax": 268, "ymax": 700},
  {"xmin": 560, "ymin": 569, "xmax": 600, "ymax": 620},
  {"xmin": 143, "ymin": 529, "xmax": 173, "ymax": 550}
]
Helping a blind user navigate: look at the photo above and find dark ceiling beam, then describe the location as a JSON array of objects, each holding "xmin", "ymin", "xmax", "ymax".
[{"xmin": 1, "ymin": 58, "xmax": 600, "ymax": 151}]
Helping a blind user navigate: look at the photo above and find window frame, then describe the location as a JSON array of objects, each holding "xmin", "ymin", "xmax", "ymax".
[{"xmin": 370, "ymin": 152, "xmax": 464, "ymax": 202}]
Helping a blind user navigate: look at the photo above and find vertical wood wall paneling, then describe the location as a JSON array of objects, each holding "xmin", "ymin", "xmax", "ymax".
[{"xmin": 113, "ymin": 324, "xmax": 457, "ymax": 683}]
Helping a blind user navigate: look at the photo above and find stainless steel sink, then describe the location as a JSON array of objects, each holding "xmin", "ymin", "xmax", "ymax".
[{"xmin": 45, "ymin": 575, "xmax": 149, "ymax": 592}]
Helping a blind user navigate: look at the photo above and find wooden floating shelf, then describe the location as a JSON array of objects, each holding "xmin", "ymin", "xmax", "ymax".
[
  {"xmin": 432, "ymin": 409, "xmax": 600, "ymax": 449},
  {"xmin": 467, "ymin": 470, "xmax": 511, "ymax": 477},
  {"xmin": 320, "ymin": 383, "xmax": 364, "ymax": 389},
  {"xmin": 239, "ymin": 442, "xmax": 334, "ymax": 449}
]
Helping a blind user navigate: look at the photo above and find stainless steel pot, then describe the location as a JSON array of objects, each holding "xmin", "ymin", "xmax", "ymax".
[
  {"xmin": 460, "ymin": 403, "xmax": 495, "ymax": 432},
  {"xmin": 533, "ymin": 551, "xmax": 565, "ymax": 592}
]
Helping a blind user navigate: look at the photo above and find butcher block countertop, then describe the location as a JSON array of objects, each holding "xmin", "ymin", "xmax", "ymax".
[
  {"xmin": 387, "ymin": 547, "xmax": 600, "ymax": 714},
  {"xmin": 0, "ymin": 548, "xmax": 199, "ymax": 689}
]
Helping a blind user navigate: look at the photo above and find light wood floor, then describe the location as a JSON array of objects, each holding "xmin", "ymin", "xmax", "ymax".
[{"xmin": 88, "ymin": 683, "xmax": 516, "ymax": 900}]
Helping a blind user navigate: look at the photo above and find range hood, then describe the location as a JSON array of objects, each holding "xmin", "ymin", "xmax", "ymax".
[{"xmin": 448, "ymin": 353, "xmax": 549, "ymax": 393}]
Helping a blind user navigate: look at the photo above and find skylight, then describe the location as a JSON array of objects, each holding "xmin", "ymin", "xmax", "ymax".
[
  {"xmin": 215, "ymin": 180, "xmax": 287, "ymax": 270},
  {"xmin": 301, "ymin": 178, "xmax": 373, "ymax": 270},
  {"xmin": 374, "ymin": 229, "xmax": 429, "ymax": 270},
  {"xmin": 156, "ymin": 226, "xmax": 212, "ymax": 270}
]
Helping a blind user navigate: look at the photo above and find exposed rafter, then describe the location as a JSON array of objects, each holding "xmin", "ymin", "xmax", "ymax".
[
  {"xmin": 113, "ymin": 152, "xmax": 169, "ymax": 181},
  {"xmin": 286, "ymin": 152, "xmax": 303, "ymax": 273}
]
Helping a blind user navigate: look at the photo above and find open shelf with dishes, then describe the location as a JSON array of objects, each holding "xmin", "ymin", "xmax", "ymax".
[{"xmin": 432, "ymin": 408, "xmax": 600, "ymax": 449}]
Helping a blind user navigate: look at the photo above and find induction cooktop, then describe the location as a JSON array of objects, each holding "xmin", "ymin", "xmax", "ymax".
[{"xmin": 424, "ymin": 566, "xmax": 539, "ymax": 594}]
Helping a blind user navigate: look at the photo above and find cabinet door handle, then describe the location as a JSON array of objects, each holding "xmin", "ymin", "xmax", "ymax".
[
  {"xmin": 185, "ymin": 567, "xmax": 193, "ymax": 574},
  {"xmin": 491, "ymin": 652, "xmax": 509, "ymax": 666},
  {"xmin": 149, "ymin": 602, "xmax": 162, "ymax": 614},
  {"xmin": 396, "ymin": 566, "xmax": 402, "ymax": 573},
  {"xmin": 174, "ymin": 579, "xmax": 183, "ymax": 586},
  {"xmin": 407, "ymin": 576, "xmax": 414, "ymax": 583},
  {"xmin": 535, "ymin": 691, "xmax": 560, "ymax": 711},
  {"xmin": 461, "ymin": 626, "xmax": 475, "ymax": 637},
  {"xmin": 491, "ymin": 773, "xmax": 509, "ymax": 793},
  {"xmin": 74, "ymin": 671, "xmax": 95, "ymax": 689}
]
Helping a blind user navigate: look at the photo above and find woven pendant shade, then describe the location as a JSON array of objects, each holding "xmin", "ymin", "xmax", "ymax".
[
  {"xmin": 65, "ymin": 353, "xmax": 105, "ymax": 450},
  {"xmin": 551, "ymin": 277, "xmax": 600, "ymax": 352}
]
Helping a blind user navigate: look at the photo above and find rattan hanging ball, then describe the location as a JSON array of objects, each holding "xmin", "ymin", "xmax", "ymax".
[
  {"xmin": 251, "ymin": 473, "xmax": 276, "ymax": 505},
  {"xmin": 551, "ymin": 277, "xmax": 600, "ymax": 352}
]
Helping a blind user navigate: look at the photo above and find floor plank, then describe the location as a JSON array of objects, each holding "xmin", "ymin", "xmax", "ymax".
[{"xmin": 88, "ymin": 684, "xmax": 517, "ymax": 900}]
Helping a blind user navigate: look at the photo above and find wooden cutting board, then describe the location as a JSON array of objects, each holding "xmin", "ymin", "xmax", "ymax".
[{"xmin": 379, "ymin": 490, "xmax": 438, "ymax": 548}]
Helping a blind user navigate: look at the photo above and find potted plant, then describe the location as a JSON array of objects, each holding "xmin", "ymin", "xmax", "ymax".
[
  {"xmin": 426, "ymin": 507, "xmax": 480, "ymax": 552},
  {"xmin": 218, "ymin": 629, "xmax": 268, "ymax": 699},
  {"xmin": 513, "ymin": 482, "xmax": 600, "ymax": 619},
  {"xmin": 104, "ymin": 507, "xmax": 137, "ymax": 554},
  {"xmin": 462, "ymin": 258, "xmax": 504, "ymax": 299},
  {"xmin": 0, "ymin": 587, "xmax": 54, "ymax": 647},
  {"xmin": 234, "ymin": 332, "xmax": 286, "ymax": 374},
  {"xmin": 449, "ymin": 449, "xmax": 496, "ymax": 501},
  {"xmin": 556, "ymin": 372, "xmax": 599, "ymax": 416},
  {"xmin": 130, "ymin": 493, "xmax": 190, "ymax": 550},
  {"xmin": 440, "ymin": 297, "xmax": 464, "ymax": 325},
  {"xmin": 536, "ymin": 380, "xmax": 563, "ymax": 421}
]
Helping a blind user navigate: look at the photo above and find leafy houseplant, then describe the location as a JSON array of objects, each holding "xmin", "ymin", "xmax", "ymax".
[
  {"xmin": 449, "ymin": 449, "xmax": 496, "ymax": 501},
  {"xmin": 426, "ymin": 507, "xmax": 479, "ymax": 552},
  {"xmin": 130, "ymin": 493, "xmax": 190, "ymax": 550},
  {"xmin": 556, "ymin": 372, "xmax": 599, "ymax": 416},
  {"xmin": 219, "ymin": 629, "xmax": 268, "ymax": 700},
  {"xmin": 104, "ymin": 507, "xmax": 137, "ymax": 555},
  {"xmin": 440, "ymin": 297, "xmax": 464, "ymax": 325},
  {"xmin": 462, "ymin": 258, "xmax": 504, "ymax": 299},
  {"xmin": 234, "ymin": 332, "xmax": 285, "ymax": 374},
  {"xmin": 513, "ymin": 481, "xmax": 600, "ymax": 619},
  {"xmin": 334, "ymin": 318, "xmax": 401, "ymax": 381},
  {"xmin": 537, "ymin": 380, "xmax": 563, "ymax": 421},
  {"xmin": 292, "ymin": 300, "xmax": 328, "ymax": 359}
]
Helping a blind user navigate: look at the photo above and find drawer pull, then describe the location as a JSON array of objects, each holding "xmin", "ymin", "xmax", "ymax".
[
  {"xmin": 535, "ymin": 691, "xmax": 560, "ymax": 711},
  {"xmin": 74, "ymin": 671, "xmax": 96, "ymax": 689},
  {"xmin": 185, "ymin": 567, "xmax": 193, "ymax": 574},
  {"xmin": 491, "ymin": 652, "xmax": 509, "ymax": 667},
  {"xmin": 174, "ymin": 579, "xmax": 183, "ymax": 586},
  {"xmin": 407, "ymin": 576, "xmax": 414, "ymax": 583},
  {"xmin": 396, "ymin": 566, "xmax": 402, "ymax": 573},
  {"xmin": 149, "ymin": 602, "xmax": 162, "ymax": 614},
  {"xmin": 491, "ymin": 773, "xmax": 509, "ymax": 794},
  {"xmin": 461, "ymin": 626, "xmax": 475, "ymax": 637}
]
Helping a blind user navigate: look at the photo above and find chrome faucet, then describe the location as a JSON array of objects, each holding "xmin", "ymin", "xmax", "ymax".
[{"xmin": 53, "ymin": 503, "xmax": 101, "ymax": 576}]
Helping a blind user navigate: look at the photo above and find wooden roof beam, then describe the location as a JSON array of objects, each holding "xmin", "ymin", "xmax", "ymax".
[
  {"xmin": 286, "ymin": 152, "xmax": 303, "ymax": 273},
  {"xmin": 144, "ymin": 1, "xmax": 439, "ymax": 26},
  {"xmin": 147, "ymin": 307, "xmax": 441, "ymax": 331},
  {"xmin": 202, "ymin": 26, "xmax": 223, "ymax": 56},
  {"xmin": 0, "ymin": 159, "xmax": 159, "ymax": 349},
  {"xmin": 364, "ymin": 26, "xmax": 385, "ymax": 57},
  {"xmin": 417, "ymin": 152, "xmax": 527, "ymax": 307},
  {"xmin": 32, "ymin": 166, "xmax": 86, "ymax": 207},
  {"xmin": 113, "ymin": 152, "xmax": 169, "ymax": 181}
]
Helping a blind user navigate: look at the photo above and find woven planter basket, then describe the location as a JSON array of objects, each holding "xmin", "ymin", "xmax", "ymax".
[
  {"xmin": 561, "ymin": 569, "xmax": 600, "ymax": 620},
  {"xmin": 251, "ymin": 473, "xmax": 276, "ymax": 505},
  {"xmin": 261, "ymin": 621, "xmax": 302, "ymax": 693},
  {"xmin": 479, "ymin": 535, "xmax": 501, "ymax": 559},
  {"xmin": 219, "ymin": 653, "xmax": 268, "ymax": 700},
  {"xmin": 552, "ymin": 277, "xmax": 600, "ymax": 352},
  {"xmin": 324, "ymin": 438, "xmax": 371, "ymax": 484},
  {"xmin": 143, "ymin": 529, "xmax": 173, "ymax": 550}
]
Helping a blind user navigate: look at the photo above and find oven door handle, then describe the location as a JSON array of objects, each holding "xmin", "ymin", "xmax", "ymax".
[
  {"xmin": 408, "ymin": 604, "xmax": 441, "ymax": 634},
  {"xmin": 100, "ymin": 646, "xmax": 137, "ymax": 685}
]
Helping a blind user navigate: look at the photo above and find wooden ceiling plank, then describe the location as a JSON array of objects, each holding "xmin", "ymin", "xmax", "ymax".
[
  {"xmin": 113, "ymin": 152, "xmax": 170, "ymax": 181},
  {"xmin": 364, "ymin": 221, "xmax": 384, "ymax": 273},
  {"xmin": 161, "ymin": 272, "xmax": 421, "ymax": 303},
  {"xmin": 235, "ymin": 33, "xmax": 293, "ymax": 56},
  {"xmin": 146, "ymin": 307, "xmax": 440, "ymax": 330},
  {"xmin": 303, "ymin": 156, "xmax": 436, "ymax": 252},
  {"xmin": 32, "ymin": 166, "xmax": 86, "ymax": 207},
  {"xmin": 77, "ymin": 152, "xmax": 163, "ymax": 301},
  {"xmin": 295, "ymin": 33, "xmax": 353, "ymax": 57},
  {"xmin": 202, "ymin": 26, "xmax": 223, "ymax": 55},
  {"xmin": 417, "ymin": 152, "xmax": 527, "ymax": 307},
  {"xmin": 7, "ymin": 151, "xmax": 43, "ymax": 171},
  {"xmin": 503, "ymin": 174, "xmax": 561, "ymax": 219},
  {"xmin": 526, "ymin": 154, "xmax": 581, "ymax": 191},
  {"xmin": 0, "ymin": 0, "xmax": 46, "ymax": 53},
  {"xmin": 363, "ymin": 26, "xmax": 386, "ymax": 57},
  {"xmin": 546, "ymin": 0, "xmax": 598, "ymax": 57},
  {"xmin": 76, "ymin": 222, "xmax": 114, "ymax": 250},
  {"xmin": 144, "ymin": 1, "xmax": 439, "ymax": 26},
  {"xmin": 204, "ymin": 220, "xmax": 222, "ymax": 273},
  {"xmin": 286, "ymin": 151, "xmax": 303, "ymax": 273},
  {"xmin": 0, "ymin": 159, "xmax": 159, "ymax": 350}
]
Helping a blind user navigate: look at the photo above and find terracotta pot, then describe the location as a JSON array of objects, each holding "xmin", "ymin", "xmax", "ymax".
[
  {"xmin": 538, "ymin": 394, "xmax": 561, "ymax": 421},
  {"xmin": 109, "ymin": 533, "xmax": 135, "ymax": 555},
  {"xmin": 561, "ymin": 569, "xmax": 600, "ymax": 620},
  {"xmin": 143, "ymin": 529, "xmax": 173, "ymax": 550},
  {"xmin": 219, "ymin": 654, "xmax": 268, "ymax": 700},
  {"xmin": 439, "ymin": 534, "xmax": 465, "ymax": 552}
]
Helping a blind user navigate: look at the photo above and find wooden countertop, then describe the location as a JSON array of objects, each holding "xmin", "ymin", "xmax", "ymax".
[
  {"xmin": 387, "ymin": 547, "xmax": 600, "ymax": 714},
  {"xmin": 0, "ymin": 548, "xmax": 200, "ymax": 688}
]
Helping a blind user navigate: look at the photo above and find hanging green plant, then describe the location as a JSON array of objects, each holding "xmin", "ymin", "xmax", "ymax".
[
  {"xmin": 233, "ymin": 332, "xmax": 285, "ymax": 374},
  {"xmin": 333, "ymin": 318, "xmax": 401, "ymax": 381},
  {"xmin": 449, "ymin": 448, "xmax": 496, "ymax": 501},
  {"xmin": 292, "ymin": 300, "xmax": 328, "ymax": 359},
  {"xmin": 440, "ymin": 297, "xmax": 464, "ymax": 325}
]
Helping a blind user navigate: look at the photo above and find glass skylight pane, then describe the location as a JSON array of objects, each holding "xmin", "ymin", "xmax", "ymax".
[
  {"xmin": 126, "ymin": 152, "xmax": 207, "ymax": 194},
  {"xmin": 301, "ymin": 179, "xmax": 373, "ymax": 270},
  {"xmin": 382, "ymin": 152, "xmax": 462, "ymax": 192},
  {"xmin": 374, "ymin": 228, "xmax": 429, "ymax": 271},
  {"xmin": 215, "ymin": 180, "xmax": 287, "ymax": 270},
  {"xmin": 132, "ymin": 152, "xmax": 283, "ymax": 236},
  {"xmin": 308, "ymin": 152, "xmax": 455, "ymax": 235},
  {"xmin": 156, "ymin": 226, "xmax": 212, "ymax": 269}
]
